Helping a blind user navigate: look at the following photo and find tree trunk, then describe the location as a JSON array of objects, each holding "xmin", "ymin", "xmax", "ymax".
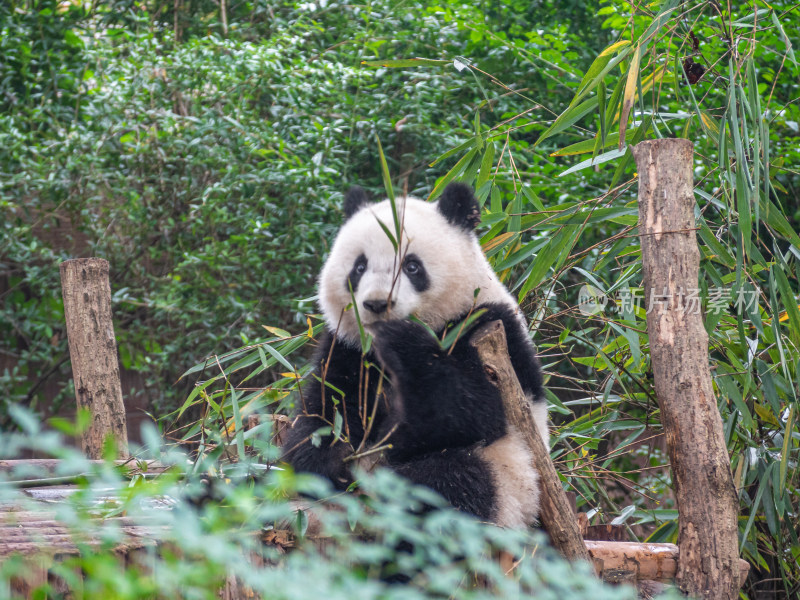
[
  {"xmin": 470, "ymin": 320, "xmax": 590, "ymax": 562},
  {"xmin": 60, "ymin": 258, "xmax": 128, "ymax": 459},
  {"xmin": 632, "ymin": 139, "xmax": 742, "ymax": 599}
]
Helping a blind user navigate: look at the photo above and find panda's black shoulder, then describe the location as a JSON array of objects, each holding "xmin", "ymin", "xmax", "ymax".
[{"xmin": 458, "ymin": 302, "xmax": 545, "ymax": 403}]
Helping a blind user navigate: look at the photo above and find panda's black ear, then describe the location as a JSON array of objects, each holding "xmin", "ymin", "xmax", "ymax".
[
  {"xmin": 437, "ymin": 182, "xmax": 481, "ymax": 231},
  {"xmin": 343, "ymin": 186, "xmax": 370, "ymax": 220}
]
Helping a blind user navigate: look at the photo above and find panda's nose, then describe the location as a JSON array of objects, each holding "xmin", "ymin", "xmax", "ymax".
[{"xmin": 363, "ymin": 299, "xmax": 390, "ymax": 314}]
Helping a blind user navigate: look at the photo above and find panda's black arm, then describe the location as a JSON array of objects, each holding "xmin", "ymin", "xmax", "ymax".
[
  {"xmin": 369, "ymin": 320, "xmax": 508, "ymax": 461},
  {"xmin": 469, "ymin": 303, "xmax": 545, "ymax": 403},
  {"xmin": 281, "ymin": 332, "xmax": 377, "ymax": 489}
]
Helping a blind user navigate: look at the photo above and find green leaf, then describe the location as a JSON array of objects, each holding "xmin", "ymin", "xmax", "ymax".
[
  {"xmin": 229, "ymin": 386, "xmax": 245, "ymax": 461},
  {"xmin": 570, "ymin": 42, "xmax": 632, "ymax": 108},
  {"xmin": 773, "ymin": 264, "xmax": 800, "ymax": 347},
  {"xmin": 558, "ymin": 147, "xmax": 627, "ymax": 177},
  {"xmin": 440, "ymin": 309, "xmax": 487, "ymax": 350},
  {"xmin": 517, "ymin": 225, "xmax": 581, "ymax": 301},
  {"xmin": 771, "ymin": 11, "xmax": 797, "ymax": 67},
  {"xmin": 552, "ymin": 127, "xmax": 639, "ymax": 157},
  {"xmin": 611, "ymin": 505, "xmax": 636, "ymax": 525},
  {"xmin": 476, "ymin": 142, "xmax": 495, "ymax": 189},
  {"xmin": 604, "ymin": 70, "xmax": 626, "ymax": 128},
  {"xmin": 429, "ymin": 147, "xmax": 479, "ymax": 201},
  {"xmin": 430, "ymin": 138, "xmax": 476, "ymax": 167},
  {"xmin": 260, "ymin": 342, "xmax": 295, "ymax": 373},
  {"xmin": 333, "ymin": 410, "xmax": 344, "ymax": 441},
  {"xmin": 597, "ymin": 79, "xmax": 607, "ymax": 149},
  {"xmin": 780, "ymin": 405, "xmax": 794, "ymax": 494},
  {"xmin": 64, "ymin": 29, "xmax": 84, "ymax": 49},
  {"xmin": 376, "ymin": 136, "xmax": 401, "ymax": 244},
  {"xmin": 374, "ymin": 217, "xmax": 398, "ymax": 252},
  {"xmin": 493, "ymin": 238, "xmax": 547, "ymax": 271},
  {"xmin": 535, "ymin": 97, "xmax": 599, "ymax": 149},
  {"xmin": 360, "ymin": 58, "xmax": 450, "ymax": 68}
]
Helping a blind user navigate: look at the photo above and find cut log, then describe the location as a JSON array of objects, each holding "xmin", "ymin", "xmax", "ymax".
[
  {"xmin": 60, "ymin": 258, "xmax": 128, "ymax": 459},
  {"xmin": 585, "ymin": 541, "xmax": 750, "ymax": 588},
  {"xmin": 632, "ymin": 139, "xmax": 743, "ymax": 599},
  {"xmin": 0, "ymin": 459, "xmax": 166, "ymax": 482},
  {"xmin": 470, "ymin": 320, "xmax": 590, "ymax": 562}
]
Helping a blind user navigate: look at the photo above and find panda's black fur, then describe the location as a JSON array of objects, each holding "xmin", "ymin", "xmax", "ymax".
[{"xmin": 282, "ymin": 183, "xmax": 547, "ymax": 527}]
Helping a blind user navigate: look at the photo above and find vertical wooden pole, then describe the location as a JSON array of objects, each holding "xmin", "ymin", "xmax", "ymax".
[
  {"xmin": 60, "ymin": 258, "xmax": 128, "ymax": 459},
  {"xmin": 632, "ymin": 139, "xmax": 741, "ymax": 599}
]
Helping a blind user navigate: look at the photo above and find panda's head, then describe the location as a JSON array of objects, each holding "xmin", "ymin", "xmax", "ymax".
[{"xmin": 319, "ymin": 182, "xmax": 516, "ymax": 347}]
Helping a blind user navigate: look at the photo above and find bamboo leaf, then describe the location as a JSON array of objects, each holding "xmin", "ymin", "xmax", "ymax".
[
  {"xmin": 535, "ymin": 97, "xmax": 599, "ymax": 148},
  {"xmin": 728, "ymin": 62, "xmax": 752, "ymax": 258},
  {"xmin": 374, "ymin": 217, "xmax": 398, "ymax": 252},
  {"xmin": 493, "ymin": 238, "xmax": 547, "ymax": 271},
  {"xmin": 604, "ymin": 71, "xmax": 626, "ymax": 127},
  {"xmin": 760, "ymin": 197, "xmax": 800, "ymax": 250},
  {"xmin": 570, "ymin": 43, "xmax": 632, "ymax": 108},
  {"xmin": 361, "ymin": 58, "xmax": 450, "ymax": 68},
  {"xmin": 552, "ymin": 128, "xmax": 635, "ymax": 156},
  {"xmin": 176, "ymin": 379, "xmax": 216, "ymax": 419},
  {"xmin": 773, "ymin": 264, "xmax": 800, "ymax": 346},
  {"xmin": 482, "ymin": 231, "xmax": 517, "ymax": 254},
  {"xmin": 618, "ymin": 44, "xmax": 641, "ymax": 149},
  {"xmin": 430, "ymin": 138, "xmax": 476, "ymax": 167},
  {"xmin": 517, "ymin": 225, "xmax": 581, "ymax": 301},
  {"xmin": 376, "ymin": 136, "xmax": 401, "ymax": 243},
  {"xmin": 771, "ymin": 11, "xmax": 797, "ymax": 67},
  {"xmin": 597, "ymin": 79, "xmax": 607, "ymax": 149},
  {"xmin": 229, "ymin": 386, "xmax": 245, "ymax": 461},
  {"xmin": 558, "ymin": 147, "xmax": 627, "ymax": 177},
  {"xmin": 333, "ymin": 410, "xmax": 343, "ymax": 441},
  {"xmin": 260, "ymin": 342, "xmax": 296, "ymax": 373},
  {"xmin": 780, "ymin": 405, "xmax": 794, "ymax": 493},
  {"xmin": 509, "ymin": 191, "xmax": 522, "ymax": 232},
  {"xmin": 429, "ymin": 147, "xmax": 479, "ymax": 201},
  {"xmin": 262, "ymin": 326, "xmax": 291, "ymax": 338},
  {"xmin": 440, "ymin": 309, "xmax": 487, "ymax": 350},
  {"xmin": 476, "ymin": 142, "xmax": 495, "ymax": 189}
]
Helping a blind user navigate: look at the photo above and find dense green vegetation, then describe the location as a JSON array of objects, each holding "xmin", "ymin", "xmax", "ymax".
[
  {"xmin": 2, "ymin": 410, "xmax": 650, "ymax": 599},
  {"xmin": 2, "ymin": 0, "xmax": 799, "ymax": 598}
]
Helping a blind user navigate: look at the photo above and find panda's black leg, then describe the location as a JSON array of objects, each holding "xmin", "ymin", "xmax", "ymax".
[{"xmin": 391, "ymin": 446, "xmax": 496, "ymax": 522}]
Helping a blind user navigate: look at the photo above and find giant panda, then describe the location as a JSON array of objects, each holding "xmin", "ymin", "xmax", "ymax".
[{"xmin": 282, "ymin": 182, "xmax": 548, "ymax": 529}]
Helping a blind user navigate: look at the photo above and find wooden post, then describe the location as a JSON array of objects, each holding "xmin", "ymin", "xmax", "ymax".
[
  {"xmin": 470, "ymin": 321, "xmax": 590, "ymax": 562},
  {"xmin": 632, "ymin": 139, "xmax": 742, "ymax": 599},
  {"xmin": 60, "ymin": 258, "xmax": 128, "ymax": 459}
]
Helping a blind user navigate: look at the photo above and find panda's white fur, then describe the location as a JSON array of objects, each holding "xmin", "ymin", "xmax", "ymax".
[{"xmin": 287, "ymin": 185, "xmax": 548, "ymax": 528}]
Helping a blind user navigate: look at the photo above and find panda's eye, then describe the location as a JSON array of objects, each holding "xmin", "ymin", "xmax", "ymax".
[
  {"xmin": 403, "ymin": 259, "xmax": 421, "ymax": 275},
  {"xmin": 355, "ymin": 261, "xmax": 367, "ymax": 274}
]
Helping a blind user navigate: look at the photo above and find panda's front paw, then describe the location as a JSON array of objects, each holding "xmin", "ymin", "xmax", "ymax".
[{"xmin": 369, "ymin": 320, "xmax": 441, "ymax": 375}]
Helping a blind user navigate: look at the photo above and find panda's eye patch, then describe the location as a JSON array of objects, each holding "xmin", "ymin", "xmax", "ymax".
[
  {"xmin": 402, "ymin": 254, "xmax": 429, "ymax": 292},
  {"xmin": 346, "ymin": 254, "xmax": 368, "ymax": 292}
]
